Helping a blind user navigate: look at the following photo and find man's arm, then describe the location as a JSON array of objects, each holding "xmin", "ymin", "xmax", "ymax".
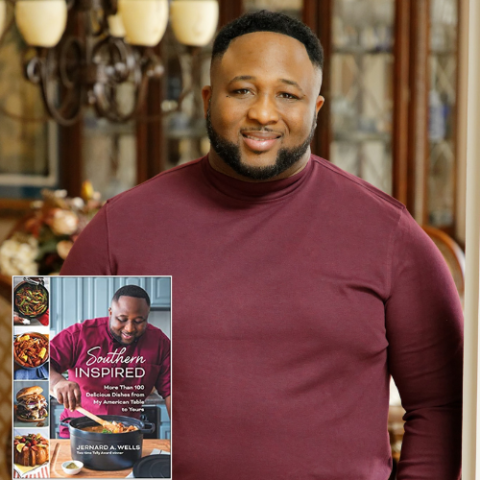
[
  {"xmin": 50, "ymin": 327, "xmax": 83, "ymax": 411},
  {"xmin": 50, "ymin": 365, "xmax": 82, "ymax": 411},
  {"xmin": 386, "ymin": 210, "xmax": 463, "ymax": 479},
  {"xmin": 61, "ymin": 204, "xmax": 112, "ymax": 275},
  {"xmin": 154, "ymin": 332, "xmax": 171, "ymax": 419},
  {"xmin": 165, "ymin": 395, "xmax": 171, "ymax": 418}
]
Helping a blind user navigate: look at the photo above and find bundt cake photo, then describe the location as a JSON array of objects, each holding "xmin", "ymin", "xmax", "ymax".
[{"xmin": 13, "ymin": 433, "xmax": 49, "ymax": 467}]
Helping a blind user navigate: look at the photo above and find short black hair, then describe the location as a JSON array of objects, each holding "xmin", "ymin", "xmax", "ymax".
[
  {"xmin": 212, "ymin": 10, "xmax": 324, "ymax": 70},
  {"xmin": 112, "ymin": 285, "xmax": 151, "ymax": 308}
]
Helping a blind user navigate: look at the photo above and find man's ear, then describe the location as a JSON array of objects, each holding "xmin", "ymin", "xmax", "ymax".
[
  {"xmin": 202, "ymin": 86, "xmax": 212, "ymax": 117},
  {"xmin": 316, "ymin": 95, "xmax": 325, "ymax": 116},
  {"xmin": 108, "ymin": 307, "xmax": 112, "ymax": 316}
]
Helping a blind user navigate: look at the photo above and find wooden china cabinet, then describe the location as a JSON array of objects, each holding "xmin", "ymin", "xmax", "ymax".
[
  {"xmin": 55, "ymin": 0, "xmax": 462, "ymax": 241},
  {"xmin": 221, "ymin": 0, "xmax": 461, "ymax": 240}
]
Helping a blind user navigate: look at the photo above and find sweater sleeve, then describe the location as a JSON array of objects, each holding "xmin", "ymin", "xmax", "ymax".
[
  {"xmin": 50, "ymin": 327, "xmax": 76, "ymax": 373},
  {"xmin": 155, "ymin": 334, "xmax": 171, "ymax": 399},
  {"xmin": 385, "ymin": 209, "xmax": 463, "ymax": 480},
  {"xmin": 61, "ymin": 202, "xmax": 113, "ymax": 275}
]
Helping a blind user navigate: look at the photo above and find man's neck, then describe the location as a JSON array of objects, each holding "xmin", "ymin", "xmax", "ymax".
[{"xmin": 207, "ymin": 150, "xmax": 311, "ymax": 183}]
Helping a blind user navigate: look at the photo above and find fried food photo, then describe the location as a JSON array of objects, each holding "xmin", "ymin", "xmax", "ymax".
[{"xmin": 13, "ymin": 333, "xmax": 49, "ymax": 369}]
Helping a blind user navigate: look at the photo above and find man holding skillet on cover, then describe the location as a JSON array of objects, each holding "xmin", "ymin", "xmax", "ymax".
[
  {"xmin": 60, "ymin": 10, "xmax": 463, "ymax": 480},
  {"xmin": 49, "ymin": 285, "xmax": 170, "ymax": 438}
]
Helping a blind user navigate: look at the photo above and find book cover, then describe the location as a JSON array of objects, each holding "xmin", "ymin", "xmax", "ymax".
[{"xmin": 12, "ymin": 275, "xmax": 171, "ymax": 479}]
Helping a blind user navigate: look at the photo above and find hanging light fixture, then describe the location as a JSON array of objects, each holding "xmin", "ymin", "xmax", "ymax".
[
  {"xmin": 16, "ymin": 0, "xmax": 67, "ymax": 47},
  {"xmin": 5, "ymin": 0, "xmax": 218, "ymax": 125},
  {"xmin": 170, "ymin": 0, "xmax": 218, "ymax": 47},
  {"xmin": 0, "ymin": 0, "xmax": 6, "ymax": 38}
]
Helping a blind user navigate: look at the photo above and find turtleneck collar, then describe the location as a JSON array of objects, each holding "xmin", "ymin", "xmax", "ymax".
[{"xmin": 200, "ymin": 154, "xmax": 313, "ymax": 202}]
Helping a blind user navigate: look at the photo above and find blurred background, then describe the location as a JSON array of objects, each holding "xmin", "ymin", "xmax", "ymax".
[{"xmin": 0, "ymin": 0, "xmax": 469, "ymax": 478}]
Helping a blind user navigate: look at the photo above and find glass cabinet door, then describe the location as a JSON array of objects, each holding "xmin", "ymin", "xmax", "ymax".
[
  {"xmin": 427, "ymin": 0, "xmax": 458, "ymax": 230},
  {"xmin": 0, "ymin": 26, "xmax": 58, "ymax": 200},
  {"xmin": 329, "ymin": 0, "xmax": 395, "ymax": 195},
  {"xmin": 82, "ymin": 111, "xmax": 137, "ymax": 200},
  {"xmin": 243, "ymin": 0, "xmax": 303, "ymax": 17},
  {"xmin": 162, "ymin": 28, "xmax": 212, "ymax": 171}
]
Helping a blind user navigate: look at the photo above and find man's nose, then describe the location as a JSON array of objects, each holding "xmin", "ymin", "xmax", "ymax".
[
  {"xmin": 123, "ymin": 321, "xmax": 135, "ymax": 332},
  {"xmin": 247, "ymin": 93, "xmax": 279, "ymax": 125}
]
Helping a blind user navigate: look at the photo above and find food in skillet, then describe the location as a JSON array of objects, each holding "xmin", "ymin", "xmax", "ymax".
[
  {"xmin": 14, "ymin": 333, "xmax": 49, "ymax": 368},
  {"xmin": 15, "ymin": 386, "xmax": 48, "ymax": 422},
  {"xmin": 15, "ymin": 284, "xmax": 48, "ymax": 317},
  {"xmin": 81, "ymin": 421, "xmax": 138, "ymax": 433},
  {"xmin": 14, "ymin": 433, "xmax": 49, "ymax": 466}
]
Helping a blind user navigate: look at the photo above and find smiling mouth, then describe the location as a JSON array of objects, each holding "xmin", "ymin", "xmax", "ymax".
[
  {"xmin": 121, "ymin": 332, "xmax": 134, "ymax": 339},
  {"xmin": 241, "ymin": 131, "xmax": 282, "ymax": 152}
]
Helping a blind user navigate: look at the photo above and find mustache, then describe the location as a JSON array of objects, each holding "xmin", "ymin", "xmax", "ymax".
[{"xmin": 240, "ymin": 127, "xmax": 283, "ymax": 134}]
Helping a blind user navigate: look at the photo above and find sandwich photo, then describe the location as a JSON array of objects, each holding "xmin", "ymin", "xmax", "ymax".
[{"xmin": 15, "ymin": 386, "xmax": 48, "ymax": 422}]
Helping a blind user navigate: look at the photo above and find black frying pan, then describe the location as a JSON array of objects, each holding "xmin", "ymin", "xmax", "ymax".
[{"xmin": 14, "ymin": 277, "xmax": 49, "ymax": 319}]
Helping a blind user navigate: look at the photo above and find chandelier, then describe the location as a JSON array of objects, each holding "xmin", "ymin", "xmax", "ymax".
[{"xmin": 0, "ymin": 0, "xmax": 218, "ymax": 125}]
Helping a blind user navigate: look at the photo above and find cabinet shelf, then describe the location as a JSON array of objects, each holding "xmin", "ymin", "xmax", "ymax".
[
  {"xmin": 429, "ymin": 138, "xmax": 454, "ymax": 145},
  {"xmin": 429, "ymin": 49, "xmax": 457, "ymax": 56},
  {"xmin": 334, "ymin": 131, "xmax": 391, "ymax": 143},
  {"xmin": 166, "ymin": 126, "xmax": 207, "ymax": 140},
  {"xmin": 333, "ymin": 46, "xmax": 393, "ymax": 55}
]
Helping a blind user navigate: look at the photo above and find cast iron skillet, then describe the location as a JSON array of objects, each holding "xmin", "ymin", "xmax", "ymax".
[{"xmin": 14, "ymin": 277, "xmax": 49, "ymax": 319}]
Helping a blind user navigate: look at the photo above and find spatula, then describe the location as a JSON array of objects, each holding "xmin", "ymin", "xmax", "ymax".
[{"xmin": 76, "ymin": 406, "xmax": 118, "ymax": 433}]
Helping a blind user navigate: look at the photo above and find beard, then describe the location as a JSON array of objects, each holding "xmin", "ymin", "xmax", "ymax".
[
  {"xmin": 206, "ymin": 106, "xmax": 317, "ymax": 181},
  {"xmin": 109, "ymin": 325, "xmax": 138, "ymax": 345}
]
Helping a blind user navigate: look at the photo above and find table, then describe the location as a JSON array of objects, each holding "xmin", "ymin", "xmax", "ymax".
[{"xmin": 49, "ymin": 439, "xmax": 171, "ymax": 478}]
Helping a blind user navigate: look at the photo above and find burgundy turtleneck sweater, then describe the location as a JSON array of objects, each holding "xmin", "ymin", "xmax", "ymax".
[{"xmin": 61, "ymin": 155, "xmax": 463, "ymax": 480}]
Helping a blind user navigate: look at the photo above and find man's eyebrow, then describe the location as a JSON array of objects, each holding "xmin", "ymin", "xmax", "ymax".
[
  {"xmin": 280, "ymin": 78, "xmax": 305, "ymax": 94},
  {"xmin": 228, "ymin": 76, "xmax": 305, "ymax": 92},
  {"xmin": 228, "ymin": 75, "xmax": 256, "ymax": 84},
  {"xmin": 116, "ymin": 314, "xmax": 146, "ymax": 319}
]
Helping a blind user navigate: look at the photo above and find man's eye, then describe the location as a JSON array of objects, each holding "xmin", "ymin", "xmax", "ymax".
[
  {"xmin": 279, "ymin": 92, "xmax": 298, "ymax": 100},
  {"xmin": 116, "ymin": 317, "xmax": 127, "ymax": 323},
  {"xmin": 232, "ymin": 89, "xmax": 252, "ymax": 96}
]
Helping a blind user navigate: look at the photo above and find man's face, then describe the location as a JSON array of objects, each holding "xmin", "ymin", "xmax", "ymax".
[
  {"xmin": 108, "ymin": 296, "xmax": 149, "ymax": 345},
  {"xmin": 202, "ymin": 31, "xmax": 324, "ymax": 181}
]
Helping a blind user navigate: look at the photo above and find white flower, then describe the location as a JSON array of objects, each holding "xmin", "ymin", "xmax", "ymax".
[
  {"xmin": 56, "ymin": 240, "xmax": 74, "ymax": 260},
  {"xmin": 54, "ymin": 189, "xmax": 68, "ymax": 198},
  {"xmin": 50, "ymin": 209, "xmax": 79, "ymax": 236},
  {"xmin": 0, "ymin": 233, "xmax": 39, "ymax": 276},
  {"xmin": 71, "ymin": 197, "xmax": 85, "ymax": 209}
]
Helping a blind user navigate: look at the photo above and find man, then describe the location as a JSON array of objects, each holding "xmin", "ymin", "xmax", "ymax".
[
  {"xmin": 61, "ymin": 11, "xmax": 462, "ymax": 480},
  {"xmin": 49, "ymin": 285, "xmax": 170, "ymax": 438}
]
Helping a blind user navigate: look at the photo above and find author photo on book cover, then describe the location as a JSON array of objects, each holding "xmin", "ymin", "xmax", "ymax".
[
  {"xmin": 60, "ymin": 10, "xmax": 463, "ymax": 480},
  {"xmin": 49, "ymin": 284, "xmax": 171, "ymax": 439}
]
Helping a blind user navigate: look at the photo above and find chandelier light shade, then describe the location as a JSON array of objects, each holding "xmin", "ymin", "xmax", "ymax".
[
  {"xmin": 15, "ymin": 0, "xmax": 67, "ymax": 48},
  {"xmin": 0, "ymin": 0, "xmax": 5, "ymax": 39},
  {"xmin": 170, "ymin": 0, "xmax": 219, "ymax": 47},
  {"xmin": 118, "ymin": 0, "xmax": 169, "ymax": 47},
  {"xmin": 107, "ymin": 13, "xmax": 126, "ymax": 38}
]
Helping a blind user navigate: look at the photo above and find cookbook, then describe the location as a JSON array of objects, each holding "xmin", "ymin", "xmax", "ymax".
[{"xmin": 12, "ymin": 275, "xmax": 172, "ymax": 479}]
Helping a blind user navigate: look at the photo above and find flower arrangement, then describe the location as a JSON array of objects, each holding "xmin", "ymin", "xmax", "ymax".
[{"xmin": 0, "ymin": 182, "xmax": 102, "ymax": 276}]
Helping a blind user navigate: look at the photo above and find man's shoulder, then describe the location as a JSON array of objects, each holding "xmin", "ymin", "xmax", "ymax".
[
  {"xmin": 81, "ymin": 317, "xmax": 109, "ymax": 328},
  {"xmin": 311, "ymin": 155, "xmax": 405, "ymax": 215},
  {"xmin": 145, "ymin": 323, "xmax": 170, "ymax": 342},
  {"xmin": 107, "ymin": 158, "xmax": 204, "ymax": 208},
  {"xmin": 55, "ymin": 317, "xmax": 108, "ymax": 337}
]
